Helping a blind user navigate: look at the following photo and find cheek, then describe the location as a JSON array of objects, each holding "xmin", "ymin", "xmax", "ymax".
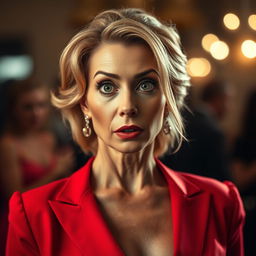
[
  {"xmin": 152, "ymin": 109, "xmax": 165, "ymax": 132},
  {"xmin": 38, "ymin": 108, "xmax": 49, "ymax": 118},
  {"xmin": 145, "ymin": 98, "xmax": 166, "ymax": 137},
  {"xmin": 15, "ymin": 111, "xmax": 32, "ymax": 128},
  {"xmin": 88, "ymin": 99, "xmax": 114, "ymax": 134},
  {"xmin": 18, "ymin": 109, "xmax": 31, "ymax": 119},
  {"xmin": 144, "ymin": 96, "xmax": 166, "ymax": 122}
]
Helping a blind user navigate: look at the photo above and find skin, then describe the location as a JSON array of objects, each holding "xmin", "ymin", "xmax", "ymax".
[
  {"xmin": 0, "ymin": 88, "xmax": 74, "ymax": 198},
  {"xmin": 81, "ymin": 42, "xmax": 173, "ymax": 256},
  {"xmin": 13, "ymin": 88, "xmax": 50, "ymax": 132},
  {"xmin": 232, "ymin": 160, "xmax": 256, "ymax": 190}
]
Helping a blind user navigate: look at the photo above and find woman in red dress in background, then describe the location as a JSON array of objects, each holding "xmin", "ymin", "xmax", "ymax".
[{"xmin": 0, "ymin": 79, "xmax": 74, "ymax": 253}]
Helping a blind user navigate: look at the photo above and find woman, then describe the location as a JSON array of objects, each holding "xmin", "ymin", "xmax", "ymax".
[
  {"xmin": 0, "ymin": 79, "xmax": 74, "ymax": 196},
  {"xmin": 6, "ymin": 9, "xmax": 245, "ymax": 256},
  {"xmin": 0, "ymin": 79, "xmax": 74, "ymax": 254}
]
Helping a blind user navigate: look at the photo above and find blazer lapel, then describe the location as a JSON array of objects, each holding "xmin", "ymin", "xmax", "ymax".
[
  {"xmin": 48, "ymin": 158, "xmax": 124, "ymax": 256},
  {"xmin": 49, "ymin": 157, "xmax": 210, "ymax": 256},
  {"xmin": 157, "ymin": 160, "xmax": 211, "ymax": 256}
]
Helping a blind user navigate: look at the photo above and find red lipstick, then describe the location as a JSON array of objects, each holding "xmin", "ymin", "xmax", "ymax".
[{"xmin": 114, "ymin": 125, "xmax": 143, "ymax": 139}]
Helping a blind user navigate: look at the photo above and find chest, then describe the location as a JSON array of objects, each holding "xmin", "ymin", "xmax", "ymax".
[
  {"xmin": 94, "ymin": 189, "xmax": 173, "ymax": 256},
  {"xmin": 17, "ymin": 135, "xmax": 54, "ymax": 165}
]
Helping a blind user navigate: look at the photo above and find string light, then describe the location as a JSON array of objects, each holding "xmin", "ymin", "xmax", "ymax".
[
  {"xmin": 196, "ymin": 12, "xmax": 255, "ymax": 78},
  {"xmin": 210, "ymin": 41, "xmax": 229, "ymax": 60},
  {"xmin": 201, "ymin": 34, "xmax": 219, "ymax": 52},
  {"xmin": 187, "ymin": 58, "xmax": 211, "ymax": 77},
  {"xmin": 241, "ymin": 40, "xmax": 256, "ymax": 58},
  {"xmin": 223, "ymin": 13, "xmax": 240, "ymax": 30},
  {"xmin": 248, "ymin": 14, "xmax": 256, "ymax": 30}
]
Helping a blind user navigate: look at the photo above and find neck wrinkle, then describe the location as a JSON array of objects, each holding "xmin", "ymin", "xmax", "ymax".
[{"xmin": 91, "ymin": 141, "xmax": 157, "ymax": 194}]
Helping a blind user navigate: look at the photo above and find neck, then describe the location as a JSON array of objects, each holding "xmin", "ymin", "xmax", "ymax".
[{"xmin": 91, "ymin": 140, "xmax": 162, "ymax": 194}]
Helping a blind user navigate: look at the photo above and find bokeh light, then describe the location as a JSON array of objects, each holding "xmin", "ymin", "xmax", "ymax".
[
  {"xmin": 241, "ymin": 40, "xmax": 256, "ymax": 58},
  {"xmin": 202, "ymin": 34, "xmax": 219, "ymax": 52},
  {"xmin": 187, "ymin": 58, "xmax": 211, "ymax": 77},
  {"xmin": 223, "ymin": 13, "xmax": 240, "ymax": 30},
  {"xmin": 248, "ymin": 14, "xmax": 256, "ymax": 30},
  {"xmin": 210, "ymin": 41, "xmax": 229, "ymax": 60}
]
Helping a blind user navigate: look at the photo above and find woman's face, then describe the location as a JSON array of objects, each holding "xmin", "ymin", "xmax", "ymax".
[
  {"xmin": 83, "ymin": 42, "xmax": 166, "ymax": 154},
  {"xmin": 14, "ymin": 88, "xmax": 50, "ymax": 131}
]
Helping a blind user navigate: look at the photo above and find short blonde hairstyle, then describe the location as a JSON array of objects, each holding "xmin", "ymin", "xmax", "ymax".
[{"xmin": 52, "ymin": 8, "xmax": 190, "ymax": 156}]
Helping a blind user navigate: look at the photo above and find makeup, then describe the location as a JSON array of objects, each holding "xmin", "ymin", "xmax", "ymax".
[{"xmin": 114, "ymin": 125, "xmax": 143, "ymax": 139}]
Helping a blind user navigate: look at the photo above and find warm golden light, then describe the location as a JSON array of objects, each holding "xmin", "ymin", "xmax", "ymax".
[
  {"xmin": 201, "ymin": 34, "xmax": 219, "ymax": 52},
  {"xmin": 223, "ymin": 13, "xmax": 240, "ymax": 30},
  {"xmin": 210, "ymin": 41, "xmax": 229, "ymax": 60},
  {"xmin": 187, "ymin": 58, "xmax": 211, "ymax": 77},
  {"xmin": 248, "ymin": 14, "xmax": 256, "ymax": 30},
  {"xmin": 241, "ymin": 40, "xmax": 256, "ymax": 58}
]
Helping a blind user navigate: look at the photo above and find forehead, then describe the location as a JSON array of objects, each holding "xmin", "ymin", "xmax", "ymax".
[{"xmin": 88, "ymin": 42, "xmax": 158, "ymax": 77}]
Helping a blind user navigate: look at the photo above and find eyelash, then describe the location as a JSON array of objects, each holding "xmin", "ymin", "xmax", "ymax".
[
  {"xmin": 96, "ymin": 78, "xmax": 158, "ymax": 96},
  {"xmin": 96, "ymin": 80, "xmax": 117, "ymax": 95},
  {"xmin": 136, "ymin": 78, "xmax": 158, "ymax": 92}
]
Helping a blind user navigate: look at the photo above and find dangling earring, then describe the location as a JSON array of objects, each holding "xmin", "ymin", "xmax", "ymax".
[
  {"xmin": 163, "ymin": 118, "xmax": 171, "ymax": 135},
  {"xmin": 82, "ymin": 115, "xmax": 91, "ymax": 137}
]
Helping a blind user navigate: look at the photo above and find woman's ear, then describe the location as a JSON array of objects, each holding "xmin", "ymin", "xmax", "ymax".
[{"xmin": 80, "ymin": 97, "xmax": 91, "ymax": 117}]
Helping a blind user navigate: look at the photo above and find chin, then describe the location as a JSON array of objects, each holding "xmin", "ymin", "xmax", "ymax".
[{"xmin": 109, "ymin": 141, "xmax": 152, "ymax": 155}]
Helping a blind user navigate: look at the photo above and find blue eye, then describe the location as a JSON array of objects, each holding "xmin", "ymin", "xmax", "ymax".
[
  {"xmin": 97, "ymin": 81, "xmax": 116, "ymax": 95},
  {"xmin": 137, "ymin": 79, "xmax": 157, "ymax": 92}
]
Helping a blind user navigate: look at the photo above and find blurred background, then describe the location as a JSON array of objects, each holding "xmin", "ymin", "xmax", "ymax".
[
  {"xmin": 1, "ymin": 0, "xmax": 256, "ymax": 140},
  {"xmin": 0, "ymin": 0, "xmax": 256, "ymax": 255}
]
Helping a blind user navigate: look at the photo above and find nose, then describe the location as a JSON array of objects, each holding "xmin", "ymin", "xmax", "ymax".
[
  {"xmin": 118, "ymin": 91, "xmax": 138, "ymax": 117},
  {"xmin": 119, "ymin": 107, "xmax": 138, "ymax": 117}
]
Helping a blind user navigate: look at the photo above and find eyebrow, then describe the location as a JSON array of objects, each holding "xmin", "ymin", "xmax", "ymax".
[{"xmin": 93, "ymin": 69, "xmax": 159, "ymax": 79}]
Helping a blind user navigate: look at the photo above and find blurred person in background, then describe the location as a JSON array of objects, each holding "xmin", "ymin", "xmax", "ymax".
[
  {"xmin": 201, "ymin": 79, "xmax": 231, "ymax": 122},
  {"xmin": 50, "ymin": 77, "xmax": 92, "ymax": 172},
  {"xmin": 0, "ymin": 80, "xmax": 11, "ymax": 135},
  {"xmin": 231, "ymin": 90, "xmax": 256, "ymax": 256},
  {"xmin": 0, "ymin": 78, "xmax": 74, "ymax": 254},
  {"xmin": 161, "ymin": 80, "xmax": 230, "ymax": 181}
]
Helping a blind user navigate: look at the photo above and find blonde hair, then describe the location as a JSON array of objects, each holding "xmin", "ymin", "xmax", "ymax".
[{"xmin": 52, "ymin": 8, "xmax": 190, "ymax": 156}]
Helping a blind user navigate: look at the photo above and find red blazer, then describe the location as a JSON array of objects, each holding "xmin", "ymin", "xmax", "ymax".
[{"xmin": 6, "ymin": 158, "xmax": 245, "ymax": 256}]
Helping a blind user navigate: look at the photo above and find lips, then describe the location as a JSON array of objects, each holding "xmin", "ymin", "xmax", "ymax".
[
  {"xmin": 114, "ymin": 125, "xmax": 143, "ymax": 139},
  {"xmin": 114, "ymin": 125, "xmax": 143, "ymax": 133}
]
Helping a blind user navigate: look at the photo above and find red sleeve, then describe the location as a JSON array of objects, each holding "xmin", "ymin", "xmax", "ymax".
[
  {"xmin": 6, "ymin": 191, "xmax": 39, "ymax": 256},
  {"xmin": 224, "ymin": 181, "xmax": 245, "ymax": 256}
]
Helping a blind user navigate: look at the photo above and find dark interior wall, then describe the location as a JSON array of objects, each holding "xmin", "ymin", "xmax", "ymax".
[
  {"xmin": 0, "ymin": 0, "xmax": 255, "ymax": 137},
  {"xmin": 0, "ymin": 0, "xmax": 76, "ymax": 84}
]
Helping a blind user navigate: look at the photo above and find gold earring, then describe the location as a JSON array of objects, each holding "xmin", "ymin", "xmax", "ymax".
[
  {"xmin": 163, "ymin": 118, "xmax": 171, "ymax": 135},
  {"xmin": 82, "ymin": 115, "xmax": 91, "ymax": 137}
]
